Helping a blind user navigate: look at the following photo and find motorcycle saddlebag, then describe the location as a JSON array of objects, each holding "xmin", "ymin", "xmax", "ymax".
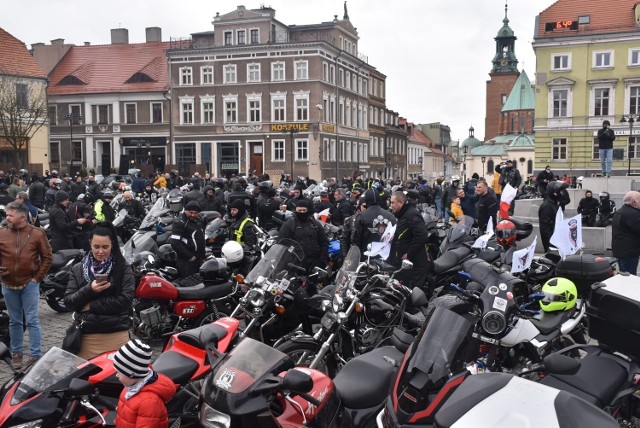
[
  {"xmin": 587, "ymin": 274, "xmax": 640, "ymax": 359},
  {"xmin": 555, "ymin": 254, "xmax": 613, "ymax": 293},
  {"xmin": 509, "ymin": 216, "xmax": 533, "ymax": 241}
]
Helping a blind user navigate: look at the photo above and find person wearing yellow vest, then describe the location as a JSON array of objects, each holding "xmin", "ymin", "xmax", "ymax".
[{"xmin": 227, "ymin": 199, "xmax": 258, "ymax": 252}]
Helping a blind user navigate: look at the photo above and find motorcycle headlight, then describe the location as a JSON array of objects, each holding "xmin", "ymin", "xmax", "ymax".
[
  {"xmin": 247, "ymin": 288, "xmax": 266, "ymax": 307},
  {"xmin": 199, "ymin": 402, "xmax": 231, "ymax": 428},
  {"xmin": 332, "ymin": 294, "xmax": 344, "ymax": 313},
  {"xmin": 9, "ymin": 420, "xmax": 44, "ymax": 428},
  {"xmin": 482, "ymin": 311, "xmax": 507, "ymax": 335}
]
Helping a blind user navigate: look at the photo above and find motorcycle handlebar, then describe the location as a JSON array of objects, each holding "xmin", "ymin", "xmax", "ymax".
[
  {"xmin": 297, "ymin": 391, "xmax": 321, "ymax": 406},
  {"xmin": 287, "ymin": 263, "xmax": 307, "ymax": 274}
]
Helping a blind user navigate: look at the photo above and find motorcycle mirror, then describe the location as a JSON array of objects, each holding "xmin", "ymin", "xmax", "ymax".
[
  {"xmin": 68, "ymin": 378, "xmax": 96, "ymax": 396},
  {"xmin": 401, "ymin": 260, "xmax": 413, "ymax": 270},
  {"xmin": 542, "ymin": 353, "xmax": 581, "ymax": 375},
  {"xmin": 282, "ymin": 369, "xmax": 314, "ymax": 394},
  {"xmin": 410, "ymin": 287, "xmax": 428, "ymax": 307}
]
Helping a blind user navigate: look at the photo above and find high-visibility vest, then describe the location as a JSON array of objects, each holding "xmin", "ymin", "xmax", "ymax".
[{"xmin": 234, "ymin": 217, "xmax": 254, "ymax": 243}]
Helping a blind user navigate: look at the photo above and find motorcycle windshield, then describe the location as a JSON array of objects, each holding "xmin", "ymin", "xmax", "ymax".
[
  {"xmin": 112, "ymin": 208, "xmax": 129, "ymax": 228},
  {"xmin": 449, "ymin": 215, "xmax": 475, "ymax": 244},
  {"xmin": 407, "ymin": 306, "xmax": 473, "ymax": 383},
  {"xmin": 205, "ymin": 218, "xmax": 228, "ymax": 239},
  {"xmin": 140, "ymin": 198, "xmax": 169, "ymax": 229},
  {"xmin": 213, "ymin": 338, "xmax": 289, "ymax": 394},
  {"xmin": 12, "ymin": 347, "xmax": 91, "ymax": 404},
  {"xmin": 335, "ymin": 246, "xmax": 361, "ymax": 290},
  {"xmin": 122, "ymin": 231, "xmax": 158, "ymax": 264},
  {"xmin": 245, "ymin": 242, "xmax": 303, "ymax": 285}
]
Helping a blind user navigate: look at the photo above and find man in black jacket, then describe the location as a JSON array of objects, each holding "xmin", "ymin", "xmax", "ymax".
[
  {"xmin": 538, "ymin": 181, "xmax": 568, "ymax": 253},
  {"xmin": 577, "ymin": 190, "xmax": 599, "ymax": 227},
  {"xmin": 49, "ymin": 191, "xmax": 89, "ymax": 252},
  {"xmin": 475, "ymin": 179, "xmax": 498, "ymax": 233},
  {"xmin": 443, "ymin": 176, "xmax": 460, "ymax": 223},
  {"xmin": 118, "ymin": 191, "xmax": 145, "ymax": 220},
  {"xmin": 536, "ymin": 166, "xmax": 554, "ymax": 197},
  {"xmin": 257, "ymin": 188, "xmax": 281, "ymax": 231},
  {"xmin": 183, "ymin": 180, "xmax": 205, "ymax": 206},
  {"xmin": 85, "ymin": 175, "xmax": 100, "ymax": 203},
  {"xmin": 278, "ymin": 199, "xmax": 328, "ymax": 273},
  {"xmin": 170, "ymin": 201, "xmax": 206, "ymax": 277},
  {"xmin": 227, "ymin": 199, "xmax": 258, "ymax": 253},
  {"xmin": 388, "ymin": 191, "xmax": 429, "ymax": 288},
  {"xmin": 350, "ymin": 189, "xmax": 396, "ymax": 258},
  {"xmin": 597, "ymin": 120, "xmax": 616, "ymax": 177},
  {"xmin": 330, "ymin": 188, "xmax": 354, "ymax": 226},
  {"xmin": 498, "ymin": 160, "xmax": 522, "ymax": 216},
  {"xmin": 612, "ymin": 191, "xmax": 640, "ymax": 274},
  {"xmin": 0, "ymin": 183, "xmax": 13, "ymax": 205},
  {"xmin": 228, "ymin": 183, "xmax": 256, "ymax": 219},
  {"xmin": 200, "ymin": 185, "xmax": 225, "ymax": 213},
  {"xmin": 28, "ymin": 176, "xmax": 46, "ymax": 209},
  {"xmin": 69, "ymin": 175, "xmax": 85, "ymax": 202}
]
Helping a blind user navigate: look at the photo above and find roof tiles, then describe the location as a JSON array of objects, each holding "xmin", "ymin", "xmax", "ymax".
[{"xmin": 0, "ymin": 27, "xmax": 47, "ymax": 79}]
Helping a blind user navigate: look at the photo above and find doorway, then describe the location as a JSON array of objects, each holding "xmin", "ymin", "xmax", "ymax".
[{"xmin": 249, "ymin": 141, "xmax": 263, "ymax": 177}]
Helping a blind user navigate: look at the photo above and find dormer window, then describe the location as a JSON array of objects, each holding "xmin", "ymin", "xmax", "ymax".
[{"xmin": 58, "ymin": 75, "xmax": 84, "ymax": 85}]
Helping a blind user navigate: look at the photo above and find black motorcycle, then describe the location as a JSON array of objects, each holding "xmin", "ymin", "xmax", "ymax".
[{"xmin": 40, "ymin": 249, "xmax": 85, "ymax": 313}]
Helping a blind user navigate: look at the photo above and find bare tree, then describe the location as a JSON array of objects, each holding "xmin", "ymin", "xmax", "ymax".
[{"xmin": 0, "ymin": 77, "xmax": 48, "ymax": 168}]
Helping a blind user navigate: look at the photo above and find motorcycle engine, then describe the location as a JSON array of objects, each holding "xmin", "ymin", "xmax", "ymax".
[{"xmin": 355, "ymin": 324, "xmax": 382, "ymax": 351}]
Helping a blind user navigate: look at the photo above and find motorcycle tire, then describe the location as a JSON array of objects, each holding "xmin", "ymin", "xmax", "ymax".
[
  {"xmin": 276, "ymin": 339, "xmax": 337, "ymax": 378},
  {"xmin": 46, "ymin": 295, "xmax": 71, "ymax": 313},
  {"xmin": 194, "ymin": 305, "xmax": 231, "ymax": 327}
]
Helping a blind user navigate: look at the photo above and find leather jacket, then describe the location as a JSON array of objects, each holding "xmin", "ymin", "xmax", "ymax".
[{"xmin": 0, "ymin": 223, "xmax": 53, "ymax": 289}]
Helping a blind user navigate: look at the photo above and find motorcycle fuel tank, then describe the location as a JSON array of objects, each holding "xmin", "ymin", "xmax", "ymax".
[
  {"xmin": 136, "ymin": 273, "xmax": 179, "ymax": 300},
  {"xmin": 174, "ymin": 300, "xmax": 206, "ymax": 318}
]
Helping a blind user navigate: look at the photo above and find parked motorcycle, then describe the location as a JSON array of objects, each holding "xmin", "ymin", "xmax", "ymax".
[{"xmin": 39, "ymin": 248, "xmax": 85, "ymax": 313}]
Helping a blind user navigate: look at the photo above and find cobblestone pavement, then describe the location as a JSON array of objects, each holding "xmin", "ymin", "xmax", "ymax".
[{"xmin": 0, "ymin": 299, "xmax": 162, "ymax": 385}]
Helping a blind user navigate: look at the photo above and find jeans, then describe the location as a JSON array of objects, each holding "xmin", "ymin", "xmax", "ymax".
[
  {"xmin": 599, "ymin": 148, "xmax": 613, "ymax": 175},
  {"xmin": 2, "ymin": 281, "xmax": 41, "ymax": 358},
  {"xmin": 618, "ymin": 257, "xmax": 639, "ymax": 275},
  {"xmin": 435, "ymin": 198, "xmax": 443, "ymax": 218}
]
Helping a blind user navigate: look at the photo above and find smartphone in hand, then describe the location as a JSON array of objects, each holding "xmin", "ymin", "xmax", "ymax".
[{"xmin": 94, "ymin": 273, "xmax": 109, "ymax": 283}]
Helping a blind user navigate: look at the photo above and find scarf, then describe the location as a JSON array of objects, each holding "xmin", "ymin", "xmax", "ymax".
[
  {"xmin": 124, "ymin": 369, "xmax": 154, "ymax": 400},
  {"xmin": 82, "ymin": 252, "xmax": 114, "ymax": 284}
]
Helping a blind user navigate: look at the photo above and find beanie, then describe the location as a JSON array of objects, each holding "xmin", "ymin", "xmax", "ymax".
[
  {"xmin": 295, "ymin": 198, "xmax": 310, "ymax": 210},
  {"xmin": 113, "ymin": 339, "xmax": 152, "ymax": 378},
  {"xmin": 363, "ymin": 189, "xmax": 378, "ymax": 206},
  {"xmin": 185, "ymin": 201, "xmax": 202, "ymax": 212},
  {"xmin": 55, "ymin": 191, "xmax": 70, "ymax": 204},
  {"xmin": 229, "ymin": 199, "xmax": 246, "ymax": 217}
]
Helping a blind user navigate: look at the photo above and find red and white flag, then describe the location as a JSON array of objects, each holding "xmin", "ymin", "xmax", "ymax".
[
  {"xmin": 314, "ymin": 208, "xmax": 331, "ymax": 223},
  {"xmin": 499, "ymin": 183, "xmax": 517, "ymax": 219}
]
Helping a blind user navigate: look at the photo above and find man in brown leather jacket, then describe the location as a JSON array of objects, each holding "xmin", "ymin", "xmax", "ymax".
[{"xmin": 0, "ymin": 202, "xmax": 53, "ymax": 369}]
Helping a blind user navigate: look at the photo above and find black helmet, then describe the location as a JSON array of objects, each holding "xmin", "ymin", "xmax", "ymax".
[
  {"xmin": 599, "ymin": 191, "xmax": 610, "ymax": 202},
  {"xmin": 157, "ymin": 244, "xmax": 177, "ymax": 265},
  {"xmin": 200, "ymin": 257, "xmax": 229, "ymax": 285},
  {"xmin": 546, "ymin": 181, "xmax": 568, "ymax": 202}
]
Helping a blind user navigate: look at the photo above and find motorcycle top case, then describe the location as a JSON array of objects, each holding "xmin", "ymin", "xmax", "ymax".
[
  {"xmin": 555, "ymin": 254, "xmax": 613, "ymax": 293},
  {"xmin": 587, "ymin": 273, "xmax": 640, "ymax": 359},
  {"xmin": 509, "ymin": 216, "xmax": 533, "ymax": 241}
]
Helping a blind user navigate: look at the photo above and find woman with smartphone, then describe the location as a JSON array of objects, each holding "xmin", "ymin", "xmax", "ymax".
[{"xmin": 63, "ymin": 222, "xmax": 134, "ymax": 359}]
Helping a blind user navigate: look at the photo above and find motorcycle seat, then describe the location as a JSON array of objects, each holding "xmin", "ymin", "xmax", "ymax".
[
  {"xmin": 153, "ymin": 350, "xmax": 199, "ymax": 385},
  {"xmin": 433, "ymin": 247, "xmax": 471, "ymax": 274},
  {"xmin": 529, "ymin": 309, "xmax": 574, "ymax": 335},
  {"xmin": 334, "ymin": 346, "xmax": 404, "ymax": 409},
  {"xmin": 477, "ymin": 250, "xmax": 501, "ymax": 264},
  {"xmin": 177, "ymin": 323, "xmax": 229, "ymax": 351},
  {"xmin": 51, "ymin": 249, "xmax": 84, "ymax": 270},
  {"xmin": 540, "ymin": 352, "xmax": 627, "ymax": 407},
  {"xmin": 177, "ymin": 281, "xmax": 233, "ymax": 300}
]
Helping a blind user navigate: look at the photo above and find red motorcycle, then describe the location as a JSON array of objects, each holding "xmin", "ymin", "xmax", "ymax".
[
  {"xmin": 0, "ymin": 317, "xmax": 241, "ymax": 427},
  {"xmin": 133, "ymin": 258, "xmax": 238, "ymax": 341}
]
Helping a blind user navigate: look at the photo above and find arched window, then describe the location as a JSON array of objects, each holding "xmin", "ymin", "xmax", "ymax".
[
  {"xmin": 487, "ymin": 159, "xmax": 494, "ymax": 174},
  {"xmin": 527, "ymin": 159, "xmax": 533, "ymax": 175}
]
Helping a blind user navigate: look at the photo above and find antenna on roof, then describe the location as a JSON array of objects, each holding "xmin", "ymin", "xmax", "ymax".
[{"xmin": 504, "ymin": 1, "xmax": 508, "ymax": 19}]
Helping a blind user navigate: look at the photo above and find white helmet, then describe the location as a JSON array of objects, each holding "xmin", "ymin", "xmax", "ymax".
[{"xmin": 222, "ymin": 240, "xmax": 244, "ymax": 263}]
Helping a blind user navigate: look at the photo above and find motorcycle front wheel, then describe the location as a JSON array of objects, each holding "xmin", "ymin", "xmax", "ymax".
[
  {"xmin": 45, "ymin": 295, "xmax": 70, "ymax": 313},
  {"xmin": 277, "ymin": 339, "xmax": 337, "ymax": 378},
  {"xmin": 194, "ymin": 305, "xmax": 231, "ymax": 327}
]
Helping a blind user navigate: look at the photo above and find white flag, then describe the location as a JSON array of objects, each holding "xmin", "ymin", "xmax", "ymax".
[
  {"xmin": 550, "ymin": 211, "xmax": 582, "ymax": 260},
  {"xmin": 472, "ymin": 216, "xmax": 494, "ymax": 249},
  {"xmin": 511, "ymin": 236, "xmax": 537, "ymax": 273}
]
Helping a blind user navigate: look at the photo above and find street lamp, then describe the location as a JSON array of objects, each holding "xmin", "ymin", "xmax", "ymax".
[
  {"xmin": 481, "ymin": 156, "xmax": 486, "ymax": 177},
  {"xmin": 385, "ymin": 144, "xmax": 393, "ymax": 180},
  {"xmin": 418, "ymin": 155, "xmax": 423, "ymax": 178},
  {"xmin": 620, "ymin": 115, "xmax": 639, "ymax": 176},
  {"xmin": 63, "ymin": 113, "xmax": 82, "ymax": 175}
]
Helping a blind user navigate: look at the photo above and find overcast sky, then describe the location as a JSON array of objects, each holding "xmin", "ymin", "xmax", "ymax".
[{"xmin": 2, "ymin": 0, "xmax": 557, "ymax": 142}]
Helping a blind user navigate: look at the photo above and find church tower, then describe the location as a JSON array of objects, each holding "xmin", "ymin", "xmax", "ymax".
[{"xmin": 484, "ymin": 2, "xmax": 520, "ymax": 141}]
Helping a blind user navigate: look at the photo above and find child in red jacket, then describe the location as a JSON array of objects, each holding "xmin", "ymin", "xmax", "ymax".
[{"xmin": 113, "ymin": 339, "xmax": 176, "ymax": 428}]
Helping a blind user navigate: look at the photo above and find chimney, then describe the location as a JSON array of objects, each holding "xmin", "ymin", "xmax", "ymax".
[
  {"xmin": 50, "ymin": 38, "xmax": 65, "ymax": 45},
  {"xmin": 111, "ymin": 28, "xmax": 129, "ymax": 44},
  {"xmin": 84, "ymin": 42, "xmax": 91, "ymax": 46},
  {"xmin": 31, "ymin": 42, "xmax": 45, "ymax": 49},
  {"xmin": 145, "ymin": 27, "xmax": 162, "ymax": 43}
]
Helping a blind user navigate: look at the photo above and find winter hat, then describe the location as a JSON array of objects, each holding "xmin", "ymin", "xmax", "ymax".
[
  {"xmin": 55, "ymin": 191, "xmax": 70, "ymax": 203},
  {"xmin": 184, "ymin": 201, "xmax": 202, "ymax": 212},
  {"xmin": 113, "ymin": 339, "xmax": 152, "ymax": 378},
  {"xmin": 295, "ymin": 198, "xmax": 310, "ymax": 210},
  {"xmin": 229, "ymin": 199, "xmax": 246, "ymax": 216},
  {"xmin": 363, "ymin": 189, "xmax": 378, "ymax": 206}
]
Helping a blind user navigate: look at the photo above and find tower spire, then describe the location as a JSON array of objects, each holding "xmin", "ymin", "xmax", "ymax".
[{"xmin": 343, "ymin": 1, "xmax": 349, "ymax": 20}]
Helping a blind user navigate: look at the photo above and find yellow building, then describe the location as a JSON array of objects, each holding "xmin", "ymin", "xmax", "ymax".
[{"xmin": 533, "ymin": 0, "xmax": 640, "ymax": 177}]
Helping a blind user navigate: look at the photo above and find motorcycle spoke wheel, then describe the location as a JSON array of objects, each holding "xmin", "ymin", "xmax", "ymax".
[{"xmin": 277, "ymin": 340, "xmax": 337, "ymax": 378}]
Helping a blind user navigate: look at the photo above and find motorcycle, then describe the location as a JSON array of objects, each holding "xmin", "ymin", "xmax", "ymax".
[
  {"xmin": 0, "ymin": 318, "xmax": 241, "ymax": 427},
  {"xmin": 276, "ymin": 246, "xmax": 416, "ymax": 377},
  {"xmin": 39, "ymin": 248, "xmax": 85, "ymax": 313}
]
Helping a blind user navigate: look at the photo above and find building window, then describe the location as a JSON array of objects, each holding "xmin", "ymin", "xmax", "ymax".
[
  {"xmin": 125, "ymin": 103, "xmax": 136, "ymax": 124},
  {"xmin": 247, "ymin": 63, "xmax": 261, "ymax": 82},
  {"xmin": 272, "ymin": 139, "xmax": 285, "ymax": 162},
  {"xmin": 49, "ymin": 141, "xmax": 60, "ymax": 164},
  {"xmin": 552, "ymin": 89, "xmax": 568, "ymax": 117},
  {"xmin": 97, "ymin": 105, "xmax": 109, "ymax": 124},
  {"xmin": 594, "ymin": 88, "xmax": 610, "ymax": 116},
  {"xmin": 296, "ymin": 139, "xmax": 308, "ymax": 161},
  {"xmin": 630, "ymin": 137, "xmax": 640, "ymax": 159},
  {"xmin": 552, "ymin": 138, "xmax": 568, "ymax": 160},
  {"xmin": 179, "ymin": 67, "xmax": 192, "ymax": 85},
  {"xmin": 237, "ymin": 30, "xmax": 246, "ymax": 45},
  {"xmin": 15, "ymin": 84, "xmax": 28, "ymax": 109},
  {"xmin": 551, "ymin": 54, "xmax": 571, "ymax": 71},
  {"xmin": 629, "ymin": 48, "xmax": 640, "ymax": 66},
  {"xmin": 224, "ymin": 98, "xmax": 238, "ymax": 123},
  {"xmin": 224, "ymin": 65, "xmax": 237, "ymax": 84},
  {"xmin": 250, "ymin": 29, "xmax": 259, "ymax": 44},
  {"xmin": 272, "ymin": 62, "xmax": 285, "ymax": 81},
  {"xmin": 527, "ymin": 159, "xmax": 533, "ymax": 175},
  {"xmin": 69, "ymin": 105, "xmax": 82, "ymax": 124},
  {"xmin": 201, "ymin": 66, "xmax": 214, "ymax": 85},
  {"xmin": 593, "ymin": 51, "xmax": 613, "ymax": 68},
  {"xmin": 593, "ymin": 138, "xmax": 600, "ymax": 160},
  {"xmin": 345, "ymin": 71, "xmax": 351, "ymax": 90},
  {"xmin": 630, "ymin": 86, "xmax": 640, "ymax": 115},
  {"xmin": 176, "ymin": 143, "xmax": 196, "ymax": 165},
  {"xmin": 295, "ymin": 60, "xmax": 308, "ymax": 80},
  {"xmin": 201, "ymin": 99, "xmax": 215, "ymax": 124},
  {"xmin": 323, "ymin": 62, "xmax": 329, "ymax": 81},
  {"xmin": 272, "ymin": 96, "xmax": 286, "ymax": 122},
  {"xmin": 180, "ymin": 100, "xmax": 194, "ymax": 124},
  {"xmin": 72, "ymin": 141, "xmax": 83, "ymax": 161},
  {"xmin": 224, "ymin": 31, "xmax": 233, "ymax": 46},
  {"xmin": 330, "ymin": 65, "xmax": 335, "ymax": 84},
  {"xmin": 248, "ymin": 98, "xmax": 261, "ymax": 122},
  {"xmin": 295, "ymin": 95, "xmax": 308, "ymax": 121},
  {"xmin": 48, "ymin": 105, "xmax": 57, "ymax": 125},
  {"xmin": 151, "ymin": 102, "xmax": 163, "ymax": 123}
]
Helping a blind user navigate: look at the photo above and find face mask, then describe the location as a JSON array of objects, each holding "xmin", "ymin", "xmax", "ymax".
[
  {"xmin": 546, "ymin": 169, "xmax": 550, "ymax": 173},
  {"xmin": 295, "ymin": 211, "xmax": 309, "ymax": 222}
]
